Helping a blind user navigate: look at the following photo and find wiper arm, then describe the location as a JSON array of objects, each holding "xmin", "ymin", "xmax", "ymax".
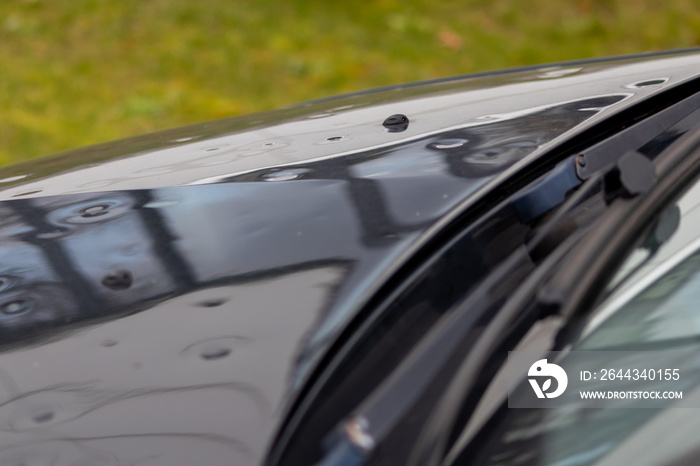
[{"xmin": 577, "ymin": 87, "xmax": 700, "ymax": 179}]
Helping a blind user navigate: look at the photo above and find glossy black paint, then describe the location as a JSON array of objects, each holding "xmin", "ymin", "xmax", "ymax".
[{"xmin": 0, "ymin": 50, "xmax": 698, "ymax": 466}]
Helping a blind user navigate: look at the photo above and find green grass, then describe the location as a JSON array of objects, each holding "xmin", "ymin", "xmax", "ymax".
[{"xmin": 1, "ymin": 0, "xmax": 700, "ymax": 165}]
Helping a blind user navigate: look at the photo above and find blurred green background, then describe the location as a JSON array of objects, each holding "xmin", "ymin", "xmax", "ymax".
[{"xmin": 1, "ymin": 0, "xmax": 700, "ymax": 166}]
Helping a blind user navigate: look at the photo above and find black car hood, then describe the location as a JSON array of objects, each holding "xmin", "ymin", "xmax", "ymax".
[{"xmin": 0, "ymin": 50, "xmax": 698, "ymax": 466}]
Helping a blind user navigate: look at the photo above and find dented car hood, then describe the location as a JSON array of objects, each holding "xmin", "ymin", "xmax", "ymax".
[{"xmin": 0, "ymin": 50, "xmax": 698, "ymax": 466}]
